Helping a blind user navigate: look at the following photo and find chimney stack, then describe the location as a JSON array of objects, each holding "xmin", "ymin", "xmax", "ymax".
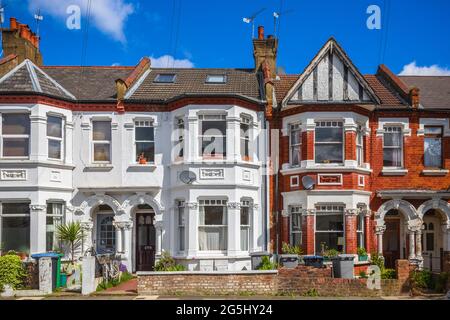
[
  {"xmin": 1, "ymin": 17, "xmax": 43, "ymax": 66},
  {"xmin": 258, "ymin": 26, "xmax": 264, "ymax": 40},
  {"xmin": 410, "ymin": 87, "xmax": 420, "ymax": 109},
  {"xmin": 252, "ymin": 25, "xmax": 278, "ymax": 76}
]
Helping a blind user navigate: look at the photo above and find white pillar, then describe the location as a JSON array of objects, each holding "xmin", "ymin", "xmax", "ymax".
[
  {"xmin": 29, "ymin": 114, "xmax": 47, "ymax": 162},
  {"xmin": 115, "ymin": 226, "xmax": 123, "ymax": 253},
  {"xmin": 415, "ymin": 230, "xmax": 423, "ymax": 260},
  {"xmin": 442, "ymin": 225, "xmax": 450, "ymax": 252},
  {"xmin": 80, "ymin": 221, "xmax": 94, "ymax": 254},
  {"xmin": 227, "ymin": 116, "xmax": 241, "ymax": 162},
  {"xmin": 186, "ymin": 202, "xmax": 198, "ymax": 257},
  {"xmin": 227, "ymin": 202, "xmax": 241, "ymax": 257},
  {"xmin": 375, "ymin": 225, "xmax": 386, "ymax": 256},
  {"xmin": 65, "ymin": 120, "xmax": 74, "ymax": 164},
  {"xmin": 156, "ymin": 224, "xmax": 162, "ymax": 256},
  {"xmin": 408, "ymin": 231, "xmax": 416, "ymax": 260},
  {"xmin": 30, "ymin": 204, "xmax": 47, "ymax": 254}
]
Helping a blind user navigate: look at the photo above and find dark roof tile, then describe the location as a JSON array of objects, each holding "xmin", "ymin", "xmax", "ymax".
[{"xmin": 399, "ymin": 76, "xmax": 450, "ymax": 109}]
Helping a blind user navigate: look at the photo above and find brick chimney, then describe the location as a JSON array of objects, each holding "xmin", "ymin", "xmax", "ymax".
[
  {"xmin": 410, "ymin": 87, "xmax": 420, "ymax": 109},
  {"xmin": 253, "ymin": 26, "xmax": 278, "ymax": 77},
  {"xmin": 1, "ymin": 17, "xmax": 43, "ymax": 66}
]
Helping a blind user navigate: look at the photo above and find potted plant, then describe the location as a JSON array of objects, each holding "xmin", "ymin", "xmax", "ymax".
[
  {"xmin": 357, "ymin": 247, "xmax": 368, "ymax": 261},
  {"xmin": 138, "ymin": 152, "xmax": 147, "ymax": 164},
  {"xmin": 279, "ymin": 242, "xmax": 302, "ymax": 269},
  {"xmin": 323, "ymin": 248, "xmax": 339, "ymax": 262}
]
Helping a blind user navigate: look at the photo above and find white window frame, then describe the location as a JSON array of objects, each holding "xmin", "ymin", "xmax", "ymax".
[
  {"xmin": 315, "ymin": 204, "xmax": 345, "ymax": 254},
  {"xmin": 423, "ymin": 126, "xmax": 443, "ymax": 169},
  {"xmin": 240, "ymin": 199, "xmax": 252, "ymax": 252},
  {"xmin": 357, "ymin": 211, "xmax": 365, "ymax": 250},
  {"xmin": 240, "ymin": 116, "xmax": 251, "ymax": 161},
  {"xmin": 289, "ymin": 123, "xmax": 302, "ymax": 167},
  {"xmin": 356, "ymin": 125, "xmax": 364, "ymax": 167},
  {"xmin": 0, "ymin": 113, "xmax": 31, "ymax": 159},
  {"xmin": 383, "ymin": 126, "xmax": 403, "ymax": 169},
  {"xmin": 314, "ymin": 121, "xmax": 344, "ymax": 164},
  {"xmin": 47, "ymin": 115, "xmax": 64, "ymax": 161},
  {"xmin": 134, "ymin": 120, "xmax": 155, "ymax": 163},
  {"xmin": 290, "ymin": 206, "xmax": 302, "ymax": 246},
  {"xmin": 0, "ymin": 202, "xmax": 31, "ymax": 253},
  {"xmin": 198, "ymin": 199, "xmax": 228, "ymax": 252},
  {"xmin": 46, "ymin": 202, "xmax": 65, "ymax": 251},
  {"xmin": 92, "ymin": 120, "xmax": 112, "ymax": 164},
  {"xmin": 175, "ymin": 117, "xmax": 185, "ymax": 161},
  {"xmin": 198, "ymin": 114, "xmax": 227, "ymax": 159},
  {"xmin": 206, "ymin": 74, "xmax": 227, "ymax": 84},
  {"xmin": 176, "ymin": 200, "xmax": 186, "ymax": 253}
]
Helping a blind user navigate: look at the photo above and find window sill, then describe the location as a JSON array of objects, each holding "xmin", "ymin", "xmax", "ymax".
[
  {"xmin": 381, "ymin": 168, "xmax": 408, "ymax": 176},
  {"xmin": 422, "ymin": 169, "xmax": 449, "ymax": 176},
  {"xmin": 127, "ymin": 163, "xmax": 157, "ymax": 171},
  {"xmin": 84, "ymin": 164, "xmax": 113, "ymax": 171}
]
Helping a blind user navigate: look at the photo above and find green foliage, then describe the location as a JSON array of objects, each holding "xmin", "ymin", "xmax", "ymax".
[
  {"xmin": 357, "ymin": 247, "xmax": 367, "ymax": 256},
  {"xmin": 56, "ymin": 222, "xmax": 86, "ymax": 263},
  {"xmin": 434, "ymin": 272, "xmax": 449, "ymax": 293},
  {"xmin": 381, "ymin": 268, "xmax": 397, "ymax": 279},
  {"xmin": 96, "ymin": 272, "xmax": 135, "ymax": 291},
  {"xmin": 154, "ymin": 251, "xmax": 186, "ymax": 272},
  {"xmin": 323, "ymin": 249, "xmax": 339, "ymax": 258},
  {"xmin": 370, "ymin": 252, "xmax": 385, "ymax": 272},
  {"xmin": 303, "ymin": 288, "xmax": 319, "ymax": 297},
  {"xmin": 257, "ymin": 256, "xmax": 278, "ymax": 270},
  {"xmin": 359, "ymin": 271, "xmax": 368, "ymax": 279},
  {"xmin": 281, "ymin": 242, "xmax": 303, "ymax": 255},
  {"xmin": 0, "ymin": 253, "xmax": 27, "ymax": 290},
  {"xmin": 411, "ymin": 270, "xmax": 433, "ymax": 290}
]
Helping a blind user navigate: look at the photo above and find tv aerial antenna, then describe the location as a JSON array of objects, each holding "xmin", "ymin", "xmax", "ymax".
[
  {"xmin": 34, "ymin": 8, "xmax": 44, "ymax": 38},
  {"xmin": 243, "ymin": 8, "xmax": 266, "ymax": 39},
  {"xmin": 273, "ymin": 9, "xmax": 294, "ymax": 37},
  {"xmin": 0, "ymin": 0, "xmax": 6, "ymax": 57}
]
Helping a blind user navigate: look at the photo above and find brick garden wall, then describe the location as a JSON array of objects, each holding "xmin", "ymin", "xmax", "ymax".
[{"xmin": 137, "ymin": 260, "xmax": 413, "ymax": 297}]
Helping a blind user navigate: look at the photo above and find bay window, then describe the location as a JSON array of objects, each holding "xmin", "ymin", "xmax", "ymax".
[
  {"xmin": 383, "ymin": 126, "xmax": 403, "ymax": 168},
  {"xmin": 290, "ymin": 206, "xmax": 302, "ymax": 246},
  {"xmin": 290, "ymin": 124, "xmax": 302, "ymax": 166},
  {"xmin": 315, "ymin": 121, "xmax": 343, "ymax": 164},
  {"xmin": 315, "ymin": 205, "xmax": 344, "ymax": 254},
  {"xmin": 199, "ymin": 115, "xmax": 226, "ymax": 158},
  {"xmin": 46, "ymin": 203, "xmax": 65, "ymax": 251},
  {"xmin": 177, "ymin": 200, "xmax": 185, "ymax": 252},
  {"xmin": 198, "ymin": 199, "xmax": 227, "ymax": 251},
  {"xmin": 135, "ymin": 120, "xmax": 155, "ymax": 163},
  {"xmin": 1, "ymin": 202, "xmax": 30, "ymax": 253},
  {"xmin": 424, "ymin": 126, "xmax": 443, "ymax": 168},
  {"xmin": 356, "ymin": 125, "xmax": 364, "ymax": 167},
  {"xmin": 240, "ymin": 200, "xmax": 251, "ymax": 251},
  {"xmin": 1, "ymin": 113, "xmax": 30, "ymax": 158},
  {"xmin": 92, "ymin": 121, "xmax": 111, "ymax": 162},
  {"xmin": 240, "ymin": 117, "xmax": 251, "ymax": 161},
  {"xmin": 47, "ymin": 116, "xmax": 63, "ymax": 160}
]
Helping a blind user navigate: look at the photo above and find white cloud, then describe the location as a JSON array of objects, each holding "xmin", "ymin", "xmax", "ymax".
[
  {"xmin": 150, "ymin": 55, "xmax": 194, "ymax": 68},
  {"xmin": 399, "ymin": 61, "xmax": 450, "ymax": 76},
  {"xmin": 111, "ymin": 62, "xmax": 121, "ymax": 66},
  {"xmin": 28, "ymin": 0, "xmax": 134, "ymax": 43}
]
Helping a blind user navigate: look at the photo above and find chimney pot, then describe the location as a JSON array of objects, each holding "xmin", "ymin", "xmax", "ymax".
[
  {"xmin": 258, "ymin": 26, "xmax": 264, "ymax": 40},
  {"xmin": 10, "ymin": 17, "xmax": 19, "ymax": 31}
]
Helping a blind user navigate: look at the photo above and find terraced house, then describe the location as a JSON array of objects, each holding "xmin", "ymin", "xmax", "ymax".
[{"xmin": 0, "ymin": 19, "xmax": 449, "ymax": 274}]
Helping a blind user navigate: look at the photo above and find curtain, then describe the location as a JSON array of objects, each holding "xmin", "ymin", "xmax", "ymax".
[
  {"xmin": 240, "ymin": 227, "xmax": 249, "ymax": 251},
  {"xmin": 424, "ymin": 138, "xmax": 442, "ymax": 167}
]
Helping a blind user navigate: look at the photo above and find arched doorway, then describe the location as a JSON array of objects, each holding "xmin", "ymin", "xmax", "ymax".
[
  {"xmin": 94, "ymin": 204, "xmax": 116, "ymax": 254},
  {"xmin": 383, "ymin": 209, "xmax": 402, "ymax": 268},
  {"xmin": 134, "ymin": 204, "xmax": 156, "ymax": 271},
  {"xmin": 422, "ymin": 209, "xmax": 444, "ymax": 272}
]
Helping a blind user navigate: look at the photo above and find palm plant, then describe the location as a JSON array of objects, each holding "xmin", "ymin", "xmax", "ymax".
[{"xmin": 56, "ymin": 222, "xmax": 85, "ymax": 263}]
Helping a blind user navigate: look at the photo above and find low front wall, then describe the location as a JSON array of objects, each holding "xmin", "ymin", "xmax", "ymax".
[{"xmin": 137, "ymin": 260, "xmax": 412, "ymax": 297}]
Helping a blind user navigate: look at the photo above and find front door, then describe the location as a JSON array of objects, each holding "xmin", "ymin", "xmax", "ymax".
[
  {"xmin": 422, "ymin": 217, "xmax": 441, "ymax": 272},
  {"xmin": 383, "ymin": 219, "xmax": 400, "ymax": 269},
  {"xmin": 136, "ymin": 212, "xmax": 156, "ymax": 271}
]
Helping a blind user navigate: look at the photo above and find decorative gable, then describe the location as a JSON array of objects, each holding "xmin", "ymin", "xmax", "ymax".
[{"xmin": 283, "ymin": 38, "xmax": 380, "ymax": 106}]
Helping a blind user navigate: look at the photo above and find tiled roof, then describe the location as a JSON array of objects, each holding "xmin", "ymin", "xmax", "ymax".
[
  {"xmin": 364, "ymin": 75, "xmax": 406, "ymax": 107},
  {"xmin": 42, "ymin": 66, "xmax": 134, "ymax": 101},
  {"xmin": 399, "ymin": 76, "xmax": 450, "ymax": 109},
  {"xmin": 274, "ymin": 75, "xmax": 299, "ymax": 103},
  {"xmin": 128, "ymin": 68, "xmax": 262, "ymax": 102},
  {"xmin": 0, "ymin": 59, "xmax": 75, "ymax": 99}
]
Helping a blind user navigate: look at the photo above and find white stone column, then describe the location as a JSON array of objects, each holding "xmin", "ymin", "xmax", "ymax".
[
  {"xmin": 65, "ymin": 120, "xmax": 74, "ymax": 164},
  {"xmin": 442, "ymin": 224, "xmax": 450, "ymax": 252},
  {"xmin": 415, "ymin": 229, "xmax": 423, "ymax": 260},
  {"xmin": 227, "ymin": 202, "xmax": 241, "ymax": 257},
  {"xmin": 187, "ymin": 115, "xmax": 198, "ymax": 162},
  {"xmin": 227, "ymin": 116, "xmax": 241, "ymax": 162},
  {"xmin": 29, "ymin": 114, "xmax": 47, "ymax": 162},
  {"xmin": 375, "ymin": 225, "xmax": 386, "ymax": 255},
  {"xmin": 155, "ymin": 222, "xmax": 162, "ymax": 256},
  {"xmin": 114, "ymin": 224, "xmax": 123, "ymax": 253},
  {"xmin": 408, "ymin": 230, "xmax": 416, "ymax": 260},
  {"xmin": 120, "ymin": 221, "xmax": 133, "ymax": 271},
  {"xmin": 186, "ymin": 202, "xmax": 198, "ymax": 257},
  {"xmin": 80, "ymin": 221, "xmax": 94, "ymax": 254},
  {"xmin": 30, "ymin": 204, "xmax": 47, "ymax": 254}
]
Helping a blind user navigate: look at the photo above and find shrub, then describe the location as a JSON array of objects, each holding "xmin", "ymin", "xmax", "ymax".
[
  {"xmin": 257, "ymin": 256, "xmax": 278, "ymax": 270},
  {"xmin": 370, "ymin": 252, "xmax": 385, "ymax": 272},
  {"xmin": 0, "ymin": 254, "xmax": 27, "ymax": 290},
  {"xmin": 154, "ymin": 251, "xmax": 186, "ymax": 272},
  {"xmin": 434, "ymin": 272, "xmax": 449, "ymax": 293},
  {"xmin": 411, "ymin": 270, "xmax": 433, "ymax": 290},
  {"xmin": 303, "ymin": 288, "xmax": 319, "ymax": 297},
  {"xmin": 381, "ymin": 268, "xmax": 396, "ymax": 279},
  {"xmin": 281, "ymin": 242, "xmax": 303, "ymax": 255},
  {"xmin": 357, "ymin": 247, "xmax": 367, "ymax": 256},
  {"xmin": 359, "ymin": 271, "xmax": 368, "ymax": 279},
  {"xmin": 323, "ymin": 249, "xmax": 339, "ymax": 258}
]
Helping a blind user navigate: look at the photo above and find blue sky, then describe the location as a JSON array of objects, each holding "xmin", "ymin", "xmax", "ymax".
[{"xmin": 2, "ymin": 0, "xmax": 450, "ymax": 75}]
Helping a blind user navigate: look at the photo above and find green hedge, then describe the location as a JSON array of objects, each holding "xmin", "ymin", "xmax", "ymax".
[{"xmin": 0, "ymin": 254, "xmax": 27, "ymax": 290}]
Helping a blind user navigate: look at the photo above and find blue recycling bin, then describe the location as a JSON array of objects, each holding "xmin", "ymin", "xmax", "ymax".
[
  {"xmin": 303, "ymin": 255, "xmax": 324, "ymax": 268},
  {"xmin": 31, "ymin": 252, "xmax": 64, "ymax": 290}
]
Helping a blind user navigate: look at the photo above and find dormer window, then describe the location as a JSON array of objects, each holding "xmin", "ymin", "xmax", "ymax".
[
  {"xmin": 154, "ymin": 74, "xmax": 176, "ymax": 83},
  {"xmin": 206, "ymin": 74, "xmax": 226, "ymax": 84}
]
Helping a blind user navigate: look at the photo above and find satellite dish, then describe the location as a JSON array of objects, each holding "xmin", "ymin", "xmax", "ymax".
[
  {"xmin": 179, "ymin": 170, "xmax": 197, "ymax": 184},
  {"xmin": 302, "ymin": 176, "xmax": 315, "ymax": 190}
]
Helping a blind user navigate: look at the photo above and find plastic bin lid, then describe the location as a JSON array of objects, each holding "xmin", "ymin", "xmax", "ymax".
[
  {"xmin": 334, "ymin": 254, "xmax": 355, "ymax": 261},
  {"xmin": 303, "ymin": 255, "xmax": 323, "ymax": 259},
  {"xmin": 31, "ymin": 252, "xmax": 63, "ymax": 259}
]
